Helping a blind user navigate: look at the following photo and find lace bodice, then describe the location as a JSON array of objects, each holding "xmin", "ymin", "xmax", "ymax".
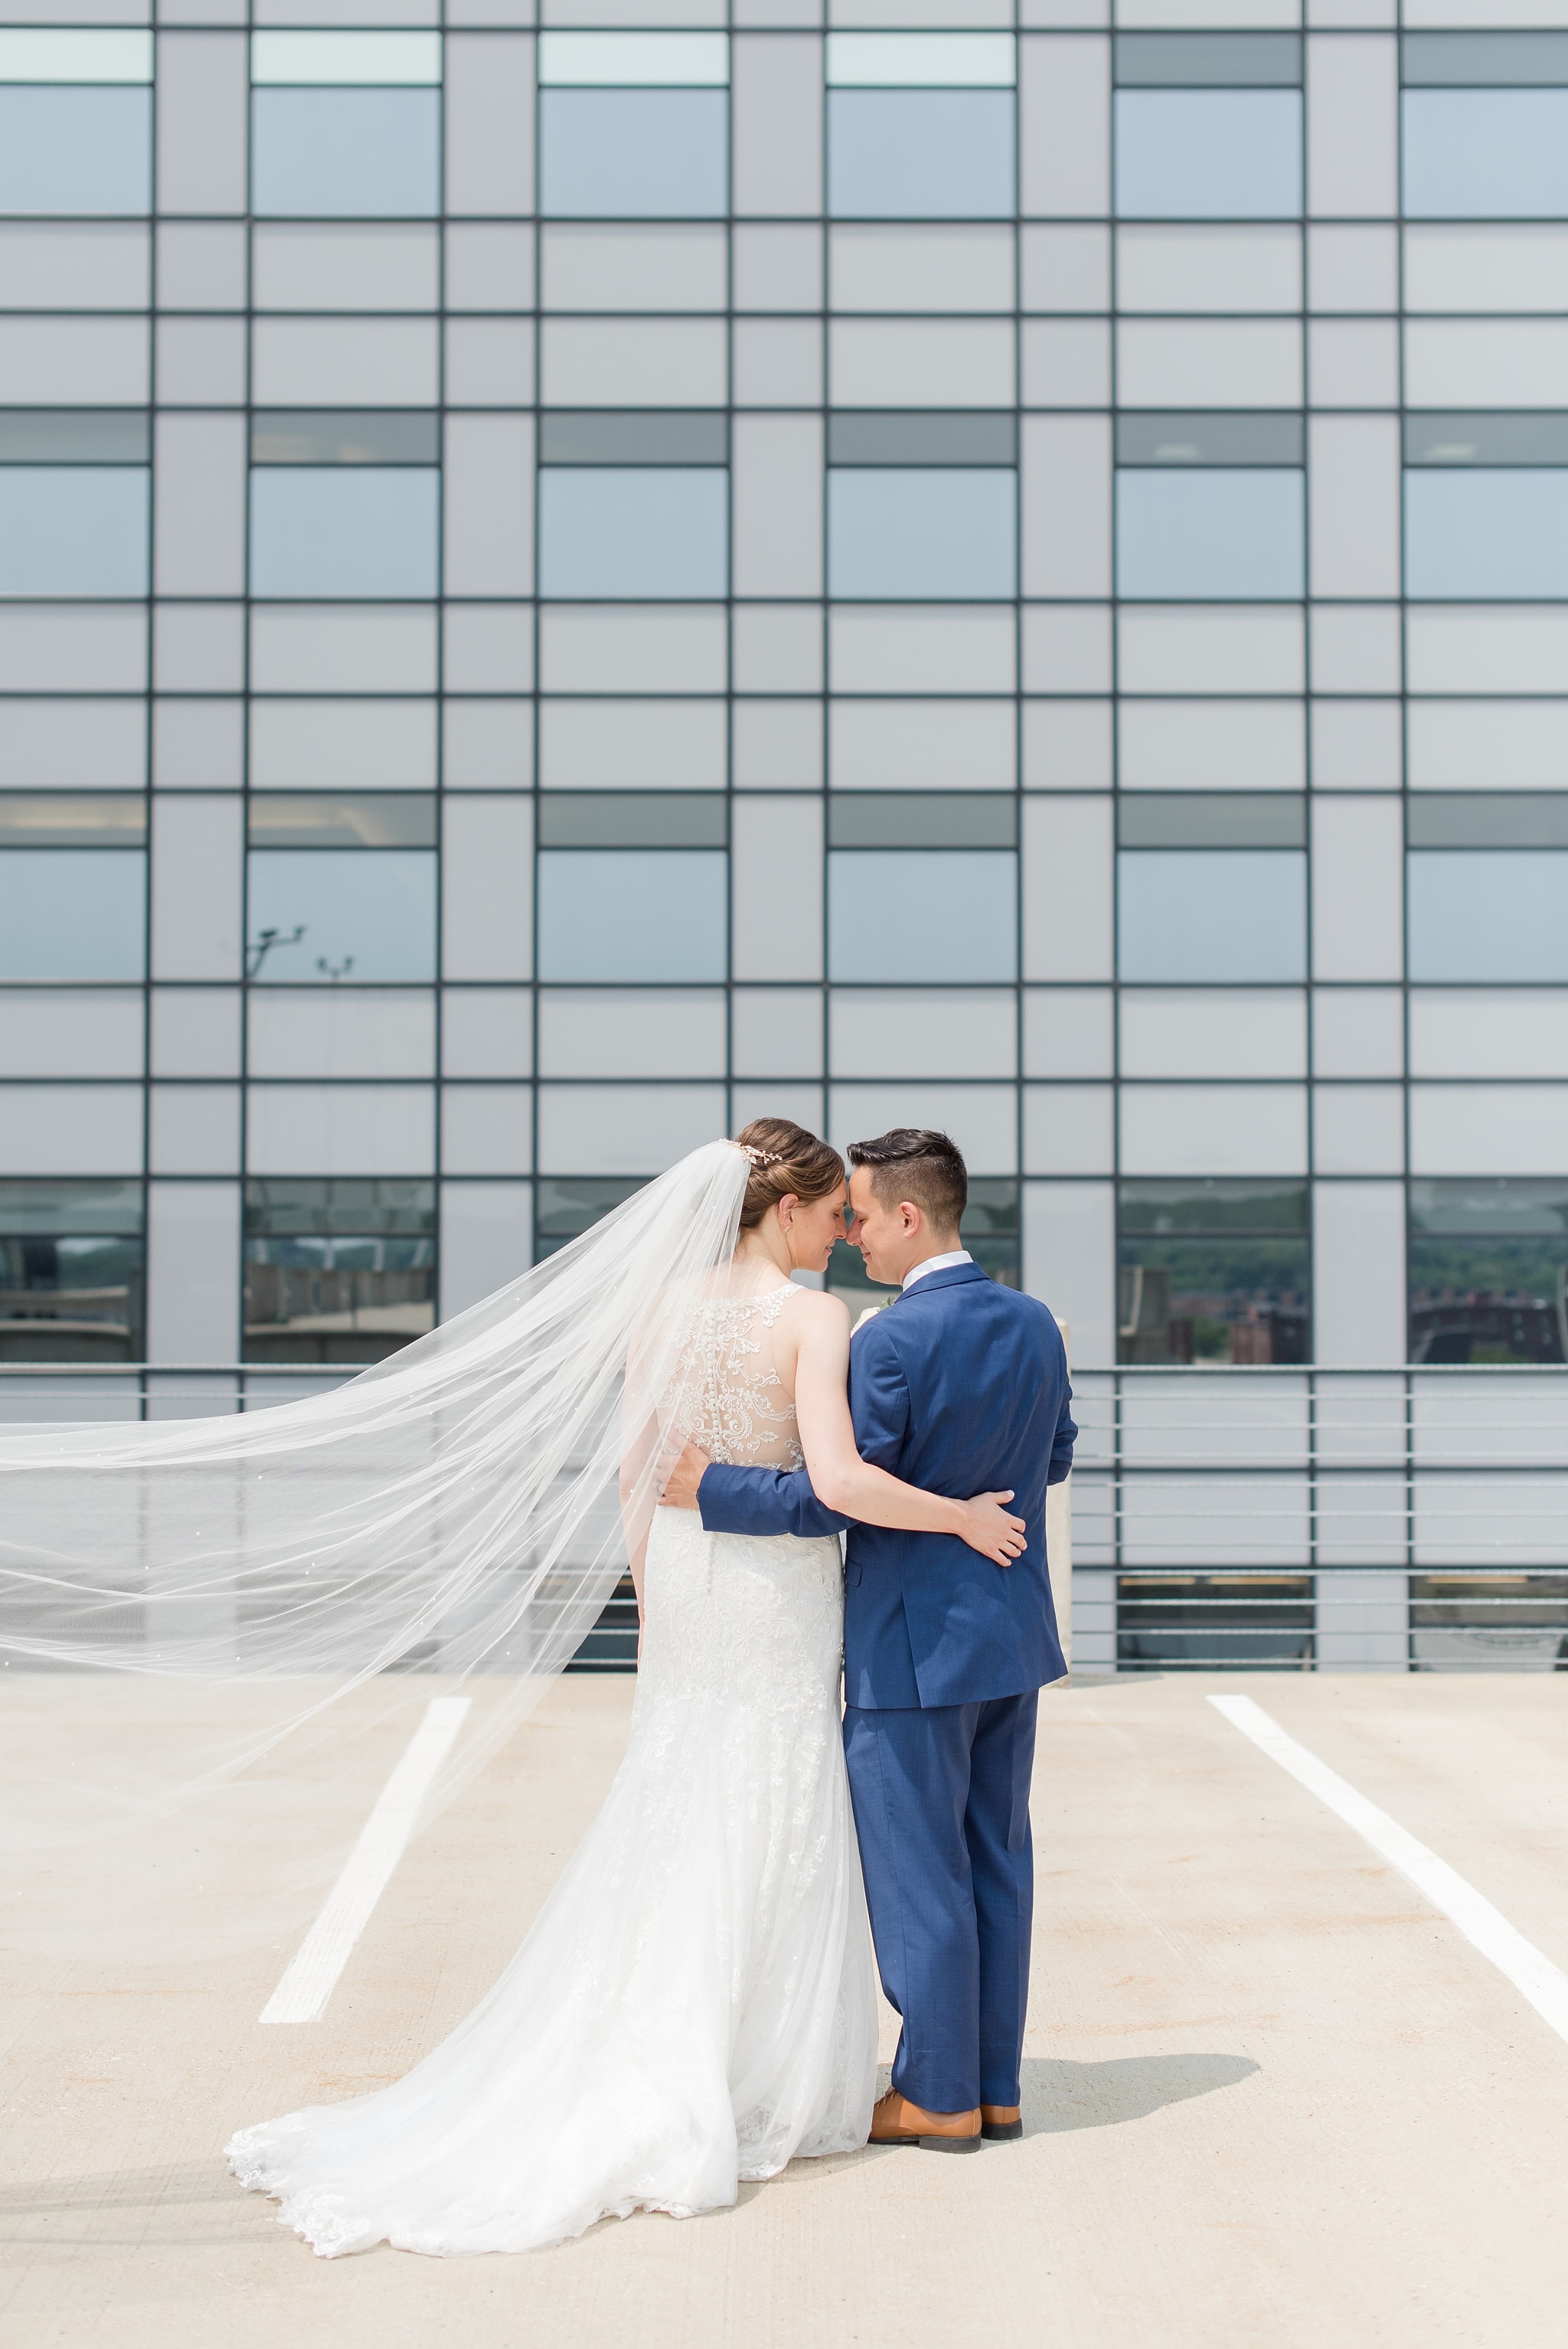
[{"xmin": 675, "ymin": 1284, "xmax": 804, "ymax": 1471}]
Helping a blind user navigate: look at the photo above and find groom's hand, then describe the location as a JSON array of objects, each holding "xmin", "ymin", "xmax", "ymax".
[{"xmin": 658, "ymin": 1439, "xmax": 711, "ymax": 1511}]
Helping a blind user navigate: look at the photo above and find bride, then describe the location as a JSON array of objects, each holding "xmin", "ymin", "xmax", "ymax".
[{"xmin": 226, "ymin": 1119, "xmax": 1024, "ymax": 2257}]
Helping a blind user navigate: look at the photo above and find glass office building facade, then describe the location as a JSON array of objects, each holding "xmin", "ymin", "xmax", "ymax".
[{"xmin": 4, "ymin": 5, "xmax": 1568, "ymax": 1413}]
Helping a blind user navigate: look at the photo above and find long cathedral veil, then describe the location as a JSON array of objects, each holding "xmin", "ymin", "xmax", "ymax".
[{"xmin": 0, "ymin": 1139, "xmax": 753, "ymax": 1959}]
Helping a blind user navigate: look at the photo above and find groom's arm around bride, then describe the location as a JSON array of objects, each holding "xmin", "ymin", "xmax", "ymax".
[{"xmin": 667, "ymin": 1127, "xmax": 1075, "ymax": 2145}]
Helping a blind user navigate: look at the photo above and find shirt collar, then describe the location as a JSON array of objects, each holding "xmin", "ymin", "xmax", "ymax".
[{"xmin": 901, "ymin": 1249, "xmax": 973, "ymax": 1291}]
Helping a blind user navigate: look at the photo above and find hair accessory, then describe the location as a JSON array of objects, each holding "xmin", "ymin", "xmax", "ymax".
[{"xmin": 736, "ymin": 1143, "xmax": 785, "ymax": 1168}]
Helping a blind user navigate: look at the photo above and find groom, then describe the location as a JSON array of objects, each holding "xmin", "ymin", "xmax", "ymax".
[{"xmin": 662, "ymin": 1128, "xmax": 1074, "ymax": 2151}]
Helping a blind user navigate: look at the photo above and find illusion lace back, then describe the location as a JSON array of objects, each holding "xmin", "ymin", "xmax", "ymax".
[{"xmin": 227, "ymin": 1282, "xmax": 877, "ymax": 2257}]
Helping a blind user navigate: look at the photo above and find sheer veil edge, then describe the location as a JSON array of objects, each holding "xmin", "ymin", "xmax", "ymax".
[{"xmin": 0, "ymin": 1139, "xmax": 751, "ymax": 1959}]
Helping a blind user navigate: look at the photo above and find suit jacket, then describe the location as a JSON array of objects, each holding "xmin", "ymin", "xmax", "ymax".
[{"xmin": 696, "ymin": 1262, "xmax": 1076, "ymax": 1709}]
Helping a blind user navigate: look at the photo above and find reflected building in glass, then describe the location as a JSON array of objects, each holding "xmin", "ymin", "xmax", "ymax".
[{"xmin": 2, "ymin": 8, "xmax": 1568, "ymax": 1396}]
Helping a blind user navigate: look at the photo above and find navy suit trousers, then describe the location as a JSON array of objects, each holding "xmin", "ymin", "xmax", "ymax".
[{"xmin": 843, "ymin": 1691, "xmax": 1038, "ymax": 2115}]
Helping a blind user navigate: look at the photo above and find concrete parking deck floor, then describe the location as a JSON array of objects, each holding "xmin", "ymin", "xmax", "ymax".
[{"xmin": 5, "ymin": 1673, "xmax": 1568, "ymax": 2348}]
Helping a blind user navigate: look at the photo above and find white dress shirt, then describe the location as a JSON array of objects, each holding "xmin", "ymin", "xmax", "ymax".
[{"xmin": 900, "ymin": 1248, "xmax": 973, "ymax": 1291}]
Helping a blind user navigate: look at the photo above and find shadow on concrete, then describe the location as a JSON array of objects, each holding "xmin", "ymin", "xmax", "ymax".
[
  {"xmin": 1022, "ymin": 2052, "xmax": 1258, "ymax": 2135},
  {"xmin": 0, "ymin": 2160, "xmax": 262, "ymax": 2253}
]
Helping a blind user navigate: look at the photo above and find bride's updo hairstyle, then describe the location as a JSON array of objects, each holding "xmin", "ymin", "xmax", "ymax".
[{"xmin": 733, "ymin": 1117, "xmax": 844, "ymax": 1230}]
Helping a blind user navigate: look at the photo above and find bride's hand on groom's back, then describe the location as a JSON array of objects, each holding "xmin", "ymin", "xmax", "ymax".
[{"xmin": 954, "ymin": 1492, "xmax": 1027, "ymax": 1567}]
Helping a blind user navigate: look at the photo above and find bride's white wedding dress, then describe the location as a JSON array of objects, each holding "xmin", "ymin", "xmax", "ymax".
[{"xmin": 227, "ymin": 1282, "xmax": 878, "ymax": 2256}]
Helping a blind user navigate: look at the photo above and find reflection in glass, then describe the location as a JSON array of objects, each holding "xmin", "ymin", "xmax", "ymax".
[
  {"xmin": 0, "ymin": 1181, "xmax": 144, "ymax": 1362},
  {"xmin": 243, "ymin": 1179, "xmax": 435, "ymax": 1364},
  {"xmin": 1408, "ymin": 1178, "xmax": 1568, "ymax": 1364},
  {"xmin": 1117, "ymin": 1576, "xmax": 1315, "ymax": 1671},
  {"xmin": 537, "ymin": 849, "xmax": 728, "ymax": 982},
  {"xmin": 1113, "ymin": 90, "xmax": 1302, "ymax": 219},
  {"xmin": 249, "ymin": 469, "xmax": 439, "ymax": 599},
  {"xmin": 539, "ymin": 90, "xmax": 729, "ymax": 218},
  {"xmin": 0, "ymin": 469, "xmax": 149, "ymax": 596},
  {"xmin": 1410, "ymin": 1575, "xmax": 1568, "ymax": 1674},
  {"xmin": 1117, "ymin": 1180, "xmax": 1310, "ymax": 1364},
  {"xmin": 828, "ymin": 850, "xmax": 1018, "ymax": 983},
  {"xmin": 245, "ymin": 849, "xmax": 437, "ymax": 982},
  {"xmin": 827, "ymin": 90, "xmax": 1015, "ymax": 219},
  {"xmin": 1406, "ymin": 850, "xmax": 1568, "ymax": 982},
  {"xmin": 1403, "ymin": 90, "xmax": 1568, "ymax": 220},
  {"xmin": 250, "ymin": 88, "xmax": 441, "ymax": 217},
  {"xmin": 534, "ymin": 1176, "xmax": 648, "ymax": 1259},
  {"xmin": 1116, "ymin": 850, "xmax": 1306, "ymax": 982},
  {"xmin": 1116, "ymin": 469, "xmax": 1303, "ymax": 599},
  {"xmin": 828, "ymin": 469, "xmax": 1017, "ymax": 600},
  {"xmin": 0, "ymin": 850, "xmax": 145, "ymax": 980}
]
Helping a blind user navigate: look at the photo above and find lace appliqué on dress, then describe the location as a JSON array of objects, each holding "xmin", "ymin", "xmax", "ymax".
[{"xmin": 676, "ymin": 1286, "xmax": 804, "ymax": 1472}]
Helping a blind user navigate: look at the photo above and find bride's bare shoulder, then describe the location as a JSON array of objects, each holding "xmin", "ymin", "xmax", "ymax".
[{"xmin": 782, "ymin": 1285, "xmax": 850, "ymax": 1332}]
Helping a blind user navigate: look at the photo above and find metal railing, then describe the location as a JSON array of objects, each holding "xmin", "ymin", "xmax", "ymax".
[
  {"xmin": 4, "ymin": 1361, "xmax": 1566, "ymax": 1675},
  {"xmin": 1067, "ymin": 1364, "xmax": 1568, "ymax": 1674}
]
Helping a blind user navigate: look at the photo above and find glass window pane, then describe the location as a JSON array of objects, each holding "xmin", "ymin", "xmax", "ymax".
[
  {"xmin": 1405, "ymin": 470, "xmax": 1568, "ymax": 599},
  {"xmin": 1407, "ymin": 850, "xmax": 1568, "ymax": 982},
  {"xmin": 1403, "ymin": 31, "xmax": 1568, "ymax": 86},
  {"xmin": 1117, "ymin": 850, "xmax": 1307, "ymax": 981},
  {"xmin": 1115, "ymin": 33, "xmax": 1300, "ymax": 87},
  {"xmin": 1403, "ymin": 91, "xmax": 1568, "ymax": 218},
  {"xmin": 0, "ymin": 851, "xmax": 145, "ymax": 980},
  {"xmin": 537, "ymin": 850, "xmax": 727, "ymax": 981},
  {"xmin": 0, "ymin": 89, "xmax": 149, "ymax": 214},
  {"xmin": 1116, "ymin": 412, "xmax": 1302, "ymax": 466},
  {"xmin": 1113, "ymin": 90, "xmax": 1302, "ymax": 220},
  {"xmin": 1408, "ymin": 1178, "xmax": 1568, "ymax": 1364},
  {"xmin": 250, "ymin": 31, "xmax": 442, "ymax": 85},
  {"xmin": 251, "ymin": 411, "xmax": 439, "ymax": 465},
  {"xmin": 538, "ymin": 793, "xmax": 727, "ymax": 848},
  {"xmin": 0, "ymin": 31, "xmax": 152, "ymax": 80},
  {"xmin": 537, "ymin": 468, "xmax": 728, "ymax": 599},
  {"xmin": 248, "ymin": 469, "xmax": 439, "ymax": 598},
  {"xmin": 243, "ymin": 1181, "xmax": 435, "ymax": 1364},
  {"xmin": 251, "ymin": 90, "xmax": 441, "ymax": 218},
  {"xmin": 0, "ymin": 469, "xmax": 148, "ymax": 596},
  {"xmin": 537, "ymin": 32, "xmax": 728, "ymax": 87},
  {"xmin": 0, "ymin": 412, "xmax": 148, "ymax": 462},
  {"xmin": 246, "ymin": 849, "xmax": 438, "ymax": 982},
  {"xmin": 828, "ymin": 469, "xmax": 1016, "ymax": 600},
  {"xmin": 827, "ymin": 91, "xmax": 1016, "ymax": 220},
  {"xmin": 1118, "ymin": 1180, "xmax": 1311, "ymax": 1364},
  {"xmin": 0, "ymin": 1211, "xmax": 143, "ymax": 1361},
  {"xmin": 0, "ymin": 793, "xmax": 145, "ymax": 845},
  {"xmin": 828, "ymin": 850, "xmax": 1018, "ymax": 981},
  {"xmin": 1116, "ymin": 469, "xmax": 1303, "ymax": 599},
  {"xmin": 247, "ymin": 794, "xmax": 437, "ymax": 848},
  {"xmin": 825, "ymin": 34, "xmax": 1014, "ymax": 88},
  {"xmin": 538, "ymin": 90, "xmax": 728, "ymax": 219},
  {"xmin": 1119, "ymin": 794, "xmax": 1305, "ymax": 848}
]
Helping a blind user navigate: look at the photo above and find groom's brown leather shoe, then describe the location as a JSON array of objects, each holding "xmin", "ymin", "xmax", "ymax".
[
  {"xmin": 869, "ymin": 2089, "xmax": 982, "ymax": 2152},
  {"xmin": 980, "ymin": 2103, "xmax": 1023, "ymax": 2142}
]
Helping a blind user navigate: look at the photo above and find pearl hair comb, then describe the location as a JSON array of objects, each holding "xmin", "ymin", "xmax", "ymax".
[{"xmin": 736, "ymin": 1143, "xmax": 786, "ymax": 1168}]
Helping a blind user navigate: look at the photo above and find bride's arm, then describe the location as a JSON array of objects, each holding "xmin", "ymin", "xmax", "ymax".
[{"xmin": 790, "ymin": 1295, "xmax": 1025, "ymax": 1567}]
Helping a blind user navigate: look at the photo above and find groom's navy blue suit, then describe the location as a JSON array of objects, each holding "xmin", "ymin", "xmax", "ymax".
[{"xmin": 696, "ymin": 1260, "xmax": 1076, "ymax": 2115}]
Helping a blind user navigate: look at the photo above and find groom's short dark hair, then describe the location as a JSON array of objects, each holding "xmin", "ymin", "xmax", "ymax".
[{"xmin": 848, "ymin": 1129, "xmax": 968, "ymax": 1233}]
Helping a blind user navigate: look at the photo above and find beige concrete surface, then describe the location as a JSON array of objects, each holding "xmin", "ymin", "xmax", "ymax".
[{"xmin": 5, "ymin": 1673, "xmax": 1568, "ymax": 2348}]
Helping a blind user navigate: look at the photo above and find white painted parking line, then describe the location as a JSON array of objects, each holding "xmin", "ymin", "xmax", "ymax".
[
  {"xmin": 1210, "ymin": 1692, "xmax": 1568, "ymax": 2050},
  {"xmin": 260, "ymin": 1696, "xmax": 471, "ymax": 2026}
]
